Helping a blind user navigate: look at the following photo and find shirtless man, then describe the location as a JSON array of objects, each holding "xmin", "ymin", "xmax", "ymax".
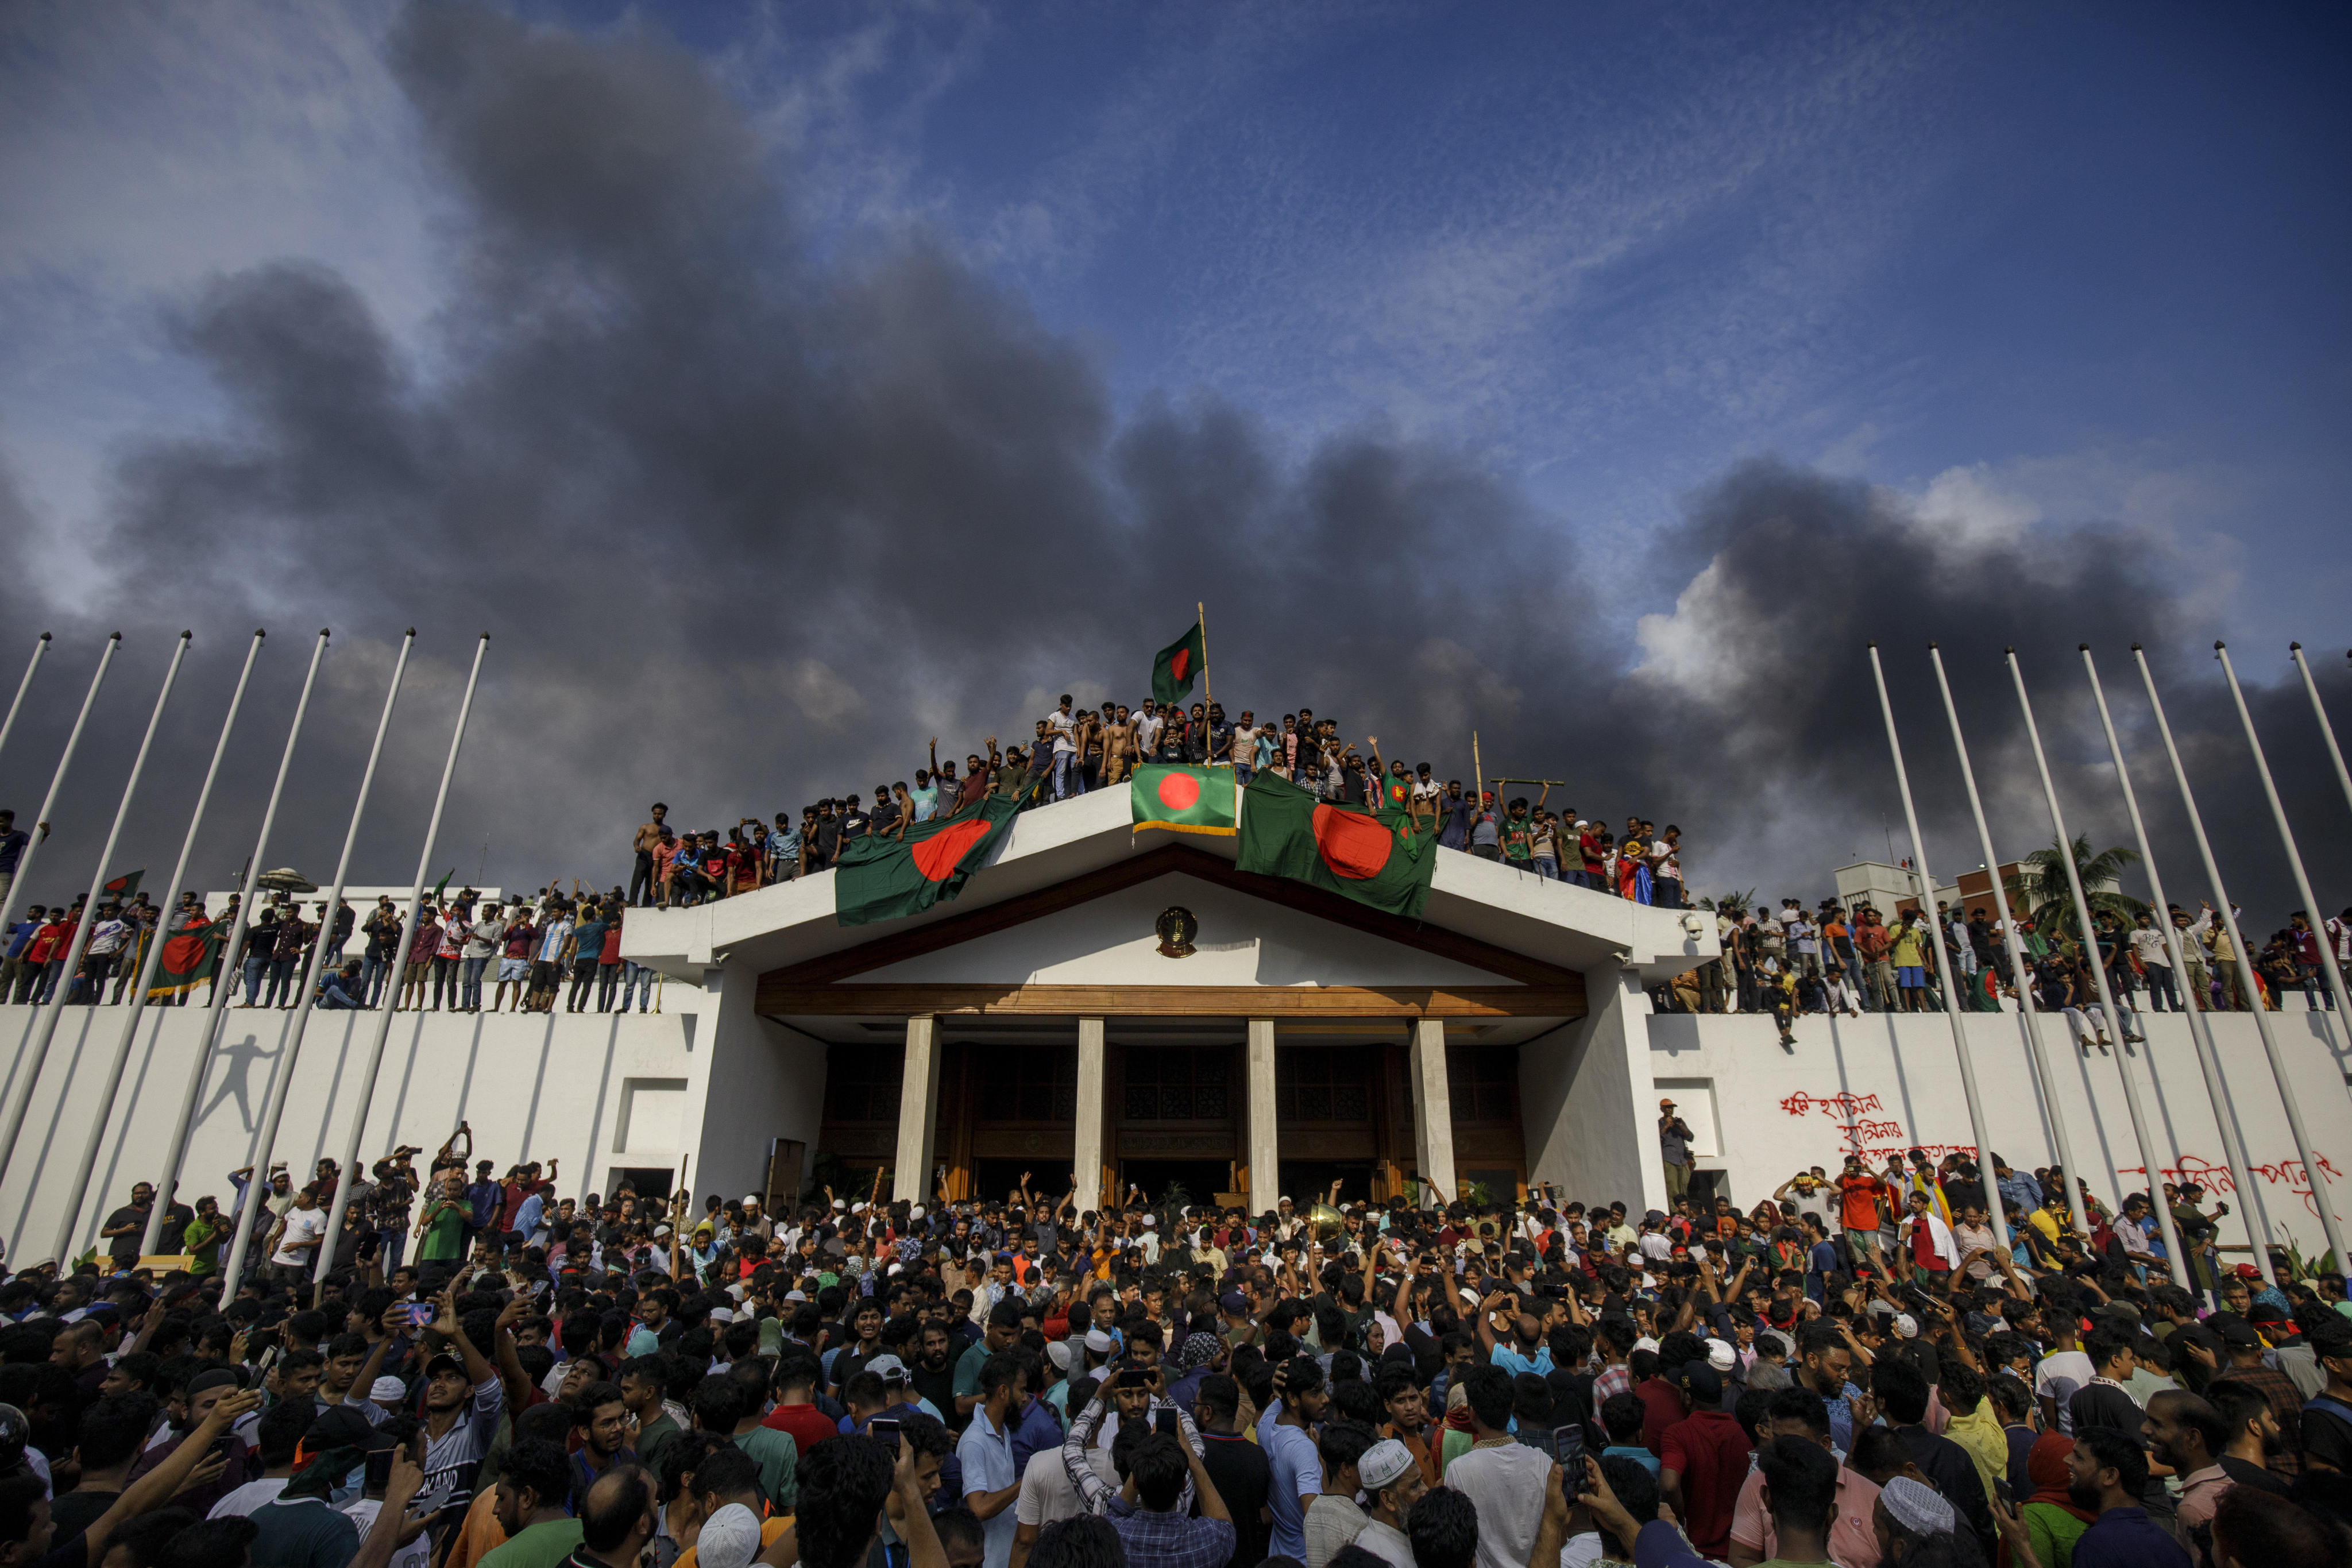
[
  {"xmin": 629, "ymin": 804, "xmax": 668, "ymax": 907},
  {"xmin": 1102, "ymin": 706, "xmax": 1138, "ymax": 785}
]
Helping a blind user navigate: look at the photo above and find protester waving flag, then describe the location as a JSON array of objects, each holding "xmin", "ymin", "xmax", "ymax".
[
  {"xmin": 102, "ymin": 868, "xmax": 144, "ymax": 899},
  {"xmin": 1237, "ymin": 771, "xmax": 1434, "ymax": 918},
  {"xmin": 146, "ymin": 915, "xmax": 225, "ymax": 999},
  {"xmin": 1130, "ymin": 763, "xmax": 1237, "ymax": 837},
  {"xmin": 835, "ymin": 795, "xmax": 1021, "ymax": 926},
  {"xmin": 1150, "ymin": 619, "xmax": 1207, "ymax": 707}
]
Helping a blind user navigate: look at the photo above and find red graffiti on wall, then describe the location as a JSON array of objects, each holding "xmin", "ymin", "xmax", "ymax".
[
  {"xmin": 2118, "ymin": 1150, "xmax": 2344, "ymax": 1217},
  {"xmin": 1781, "ymin": 1090, "xmax": 1884, "ymax": 1119}
]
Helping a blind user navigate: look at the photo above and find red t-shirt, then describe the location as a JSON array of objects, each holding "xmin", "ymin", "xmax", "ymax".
[
  {"xmin": 1635, "ymin": 1375, "xmax": 1687, "ymax": 1457},
  {"xmin": 763, "ymin": 1401, "xmax": 837, "ymax": 1453},
  {"xmin": 1660, "ymin": 1410, "xmax": 1755, "ymax": 1557},
  {"xmin": 1838, "ymin": 1175, "xmax": 1887, "ymax": 1232}
]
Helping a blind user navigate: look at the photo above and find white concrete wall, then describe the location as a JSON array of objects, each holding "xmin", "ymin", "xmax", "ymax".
[
  {"xmin": 0, "ymin": 991, "xmax": 710, "ymax": 1267},
  {"xmin": 671, "ymin": 962, "xmax": 830, "ymax": 1212},
  {"xmin": 1646, "ymin": 1007, "xmax": 2352, "ymax": 1257},
  {"xmin": 1521, "ymin": 962, "xmax": 1670, "ymax": 1215}
]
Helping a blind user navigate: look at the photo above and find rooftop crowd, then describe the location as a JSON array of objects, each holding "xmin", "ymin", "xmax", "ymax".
[{"xmin": 0, "ymin": 1107, "xmax": 2346, "ymax": 1568}]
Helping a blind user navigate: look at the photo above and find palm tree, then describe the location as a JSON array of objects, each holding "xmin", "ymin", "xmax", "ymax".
[{"xmin": 2004, "ymin": 835, "xmax": 2146, "ymax": 944}]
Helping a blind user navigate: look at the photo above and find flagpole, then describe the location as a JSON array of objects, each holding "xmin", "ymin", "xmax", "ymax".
[
  {"xmin": 1195, "ymin": 602, "xmax": 1215, "ymax": 734},
  {"xmin": 2135, "ymin": 643, "xmax": 2345, "ymax": 1273},
  {"xmin": 1926, "ymin": 644, "xmax": 2077, "ymax": 1241},
  {"xmin": 0, "ymin": 632, "xmax": 50, "ymax": 774},
  {"xmin": 0, "ymin": 632, "xmax": 187, "ymax": 1221},
  {"xmin": 2289, "ymin": 644, "xmax": 2352, "ymax": 820},
  {"xmin": 142, "ymin": 631, "xmax": 329, "ymax": 1254},
  {"xmin": 1866, "ymin": 646, "xmax": 2007, "ymax": 1252},
  {"xmin": 2215, "ymin": 642, "xmax": 2352, "ymax": 1032},
  {"xmin": 2006, "ymin": 647, "xmax": 2188, "ymax": 1284},
  {"xmin": 53, "ymin": 631, "xmax": 264, "ymax": 1262},
  {"xmin": 2080, "ymin": 644, "xmax": 2273, "ymax": 1283},
  {"xmin": 0, "ymin": 635, "xmax": 118, "ymax": 963},
  {"xmin": 220, "ymin": 630, "xmax": 413, "ymax": 1295},
  {"xmin": 312, "ymin": 634, "xmax": 488, "ymax": 1293}
]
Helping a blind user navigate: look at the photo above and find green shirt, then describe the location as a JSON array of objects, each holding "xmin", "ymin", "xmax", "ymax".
[
  {"xmin": 637, "ymin": 1411, "xmax": 682, "ymax": 1477},
  {"xmin": 184, "ymin": 1216, "xmax": 224, "ymax": 1275},
  {"xmin": 479, "ymin": 1518, "xmax": 585, "ymax": 1568},
  {"xmin": 952, "ymin": 1339, "xmax": 991, "ymax": 1401},
  {"xmin": 732, "ymin": 1425, "xmax": 800, "ymax": 1511},
  {"xmin": 417, "ymin": 1199, "xmax": 468, "ymax": 1262}
]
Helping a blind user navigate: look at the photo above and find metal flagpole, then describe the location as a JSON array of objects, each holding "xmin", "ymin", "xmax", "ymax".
[
  {"xmin": 220, "ymin": 631, "xmax": 413, "ymax": 1294},
  {"xmin": 1866, "ymin": 645, "xmax": 2008, "ymax": 1250},
  {"xmin": 2215, "ymin": 643, "xmax": 2352, "ymax": 1032},
  {"xmin": 2080, "ymin": 645, "xmax": 2274, "ymax": 1283},
  {"xmin": 312, "ymin": 634, "xmax": 488, "ymax": 1291},
  {"xmin": 2289, "ymin": 644, "xmax": 2352, "ymax": 820},
  {"xmin": 1927, "ymin": 645, "xmax": 2084, "ymax": 1241},
  {"xmin": 54, "ymin": 631, "xmax": 265, "ymax": 1261},
  {"xmin": 142, "ymin": 631, "xmax": 329, "ymax": 1253},
  {"xmin": 1195, "ymin": 603, "xmax": 1214, "ymax": 727},
  {"xmin": 2135, "ymin": 644, "xmax": 2346, "ymax": 1273},
  {"xmin": 0, "ymin": 635, "xmax": 118, "ymax": 956},
  {"xmin": 0, "ymin": 633, "xmax": 187, "ymax": 1204},
  {"xmin": 2006, "ymin": 648, "xmax": 2188, "ymax": 1284},
  {"xmin": 0, "ymin": 632, "xmax": 51, "ymax": 773}
]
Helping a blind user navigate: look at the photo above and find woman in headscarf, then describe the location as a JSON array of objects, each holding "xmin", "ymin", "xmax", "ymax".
[{"xmin": 2014, "ymin": 1429, "xmax": 2095, "ymax": 1568}]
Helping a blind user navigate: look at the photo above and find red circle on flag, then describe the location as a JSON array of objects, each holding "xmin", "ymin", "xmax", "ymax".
[
  {"xmin": 1156, "ymin": 771, "xmax": 1201, "ymax": 811},
  {"xmin": 1312, "ymin": 805, "xmax": 1393, "ymax": 880},
  {"xmin": 1169, "ymin": 649, "xmax": 1191, "ymax": 681},
  {"xmin": 912, "ymin": 818, "xmax": 991, "ymax": 882}
]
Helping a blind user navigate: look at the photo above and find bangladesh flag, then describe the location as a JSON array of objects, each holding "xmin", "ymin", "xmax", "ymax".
[
  {"xmin": 1131, "ymin": 764, "xmax": 1237, "ymax": 837},
  {"xmin": 102, "ymin": 868, "xmax": 143, "ymax": 900},
  {"xmin": 835, "ymin": 795, "xmax": 1021, "ymax": 928},
  {"xmin": 1237, "ymin": 772, "xmax": 1435, "ymax": 919},
  {"xmin": 146, "ymin": 917, "xmax": 225, "ymax": 999},
  {"xmin": 1151, "ymin": 621, "xmax": 1207, "ymax": 707}
]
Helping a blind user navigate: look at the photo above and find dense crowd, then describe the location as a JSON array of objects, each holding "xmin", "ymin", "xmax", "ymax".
[{"xmin": 5, "ymin": 1112, "xmax": 2349, "ymax": 1568}]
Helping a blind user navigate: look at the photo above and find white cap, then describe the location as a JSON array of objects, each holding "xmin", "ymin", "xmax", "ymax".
[
  {"xmin": 743, "ymin": 1194, "xmax": 761, "ymax": 1206},
  {"xmin": 1893, "ymin": 1314, "xmax": 1920, "ymax": 1339},
  {"xmin": 910, "ymin": 1204, "xmax": 925, "ymax": 1219},
  {"xmin": 1632, "ymin": 1335, "xmax": 1660, "ymax": 1354},
  {"xmin": 833, "ymin": 1199, "xmax": 847, "ymax": 1211},
  {"xmin": 1084, "ymin": 1328, "xmax": 1114, "ymax": 1354},
  {"xmin": 696, "ymin": 1504, "xmax": 763, "ymax": 1568},
  {"xmin": 1046, "ymin": 1341, "xmax": 1075, "ymax": 1372},
  {"xmin": 784, "ymin": 1289, "xmax": 808, "ymax": 1302},
  {"xmin": 1142, "ymin": 1216, "xmax": 1156, "ymax": 1229},
  {"xmin": 369, "ymin": 1376, "xmax": 407, "ymax": 1403},
  {"xmin": 709, "ymin": 1307, "xmax": 735, "ymax": 1324},
  {"xmin": 851, "ymin": 1202, "xmax": 869, "ymax": 1215},
  {"xmin": 1705, "ymin": 1339, "xmax": 1736, "ymax": 1373},
  {"xmin": 654, "ymin": 1225, "xmax": 673, "ymax": 1240}
]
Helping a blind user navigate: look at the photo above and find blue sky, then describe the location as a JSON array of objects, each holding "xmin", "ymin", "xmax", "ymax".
[{"xmin": 5, "ymin": 1, "xmax": 2348, "ymax": 637}]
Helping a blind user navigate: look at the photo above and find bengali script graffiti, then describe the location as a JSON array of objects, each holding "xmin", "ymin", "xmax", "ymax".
[
  {"xmin": 1780, "ymin": 1091, "xmax": 1883, "ymax": 1119},
  {"xmin": 2119, "ymin": 1150, "xmax": 2345, "ymax": 1218}
]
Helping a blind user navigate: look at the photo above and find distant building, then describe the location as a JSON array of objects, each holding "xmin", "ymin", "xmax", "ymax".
[{"xmin": 1832, "ymin": 860, "xmax": 1956, "ymax": 918}]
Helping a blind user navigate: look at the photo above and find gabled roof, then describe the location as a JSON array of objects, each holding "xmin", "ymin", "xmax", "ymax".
[{"xmin": 621, "ymin": 787, "xmax": 1717, "ymax": 987}]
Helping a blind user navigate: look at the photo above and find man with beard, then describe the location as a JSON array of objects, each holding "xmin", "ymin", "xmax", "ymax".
[
  {"xmin": 2200, "ymin": 1380, "xmax": 2294, "ymax": 1499},
  {"xmin": 1352, "ymin": 1438, "xmax": 1427, "ymax": 1568},
  {"xmin": 910, "ymin": 1320, "xmax": 960, "ymax": 1432},
  {"xmin": 2143, "ymin": 1389, "xmax": 2231, "ymax": 1556},
  {"xmin": 2064, "ymin": 1426, "xmax": 2190, "ymax": 1568}
]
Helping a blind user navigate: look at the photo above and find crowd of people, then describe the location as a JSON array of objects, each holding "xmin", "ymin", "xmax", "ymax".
[
  {"xmin": 4, "ymin": 1113, "xmax": 2349, "ymax": 1568},
  {"xmin": 615, "ymin": 697, "xmax": 1689, "ymax": 910}
]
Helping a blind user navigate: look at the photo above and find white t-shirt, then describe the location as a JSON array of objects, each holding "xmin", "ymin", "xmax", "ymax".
[
  {"xmin": 1445, "ymin": 1442, "xmax": 1554, "ymax": 1568},
  {"xmin": 1134, "ymin": 713, "xmax": 1163, "ymax": 756},
  {"xmin": 2035, "ymin": 1350, "xmax": 2096, "ymax": 1436},
  {"xmin": 2130, "ymin": 928, "xmax": 2172, "ymax": 968},
  {"xmin": 271, "ymin": 1206, "xmax": 328, "ymax": 1267},
  {"xmin": 1013, "ymin": 1446, "xmax": 1117, "ymax": 1528},
  {"xmin": 208, "ymin": 1478, "xmax": 289, "ymax": 1519},
  {"xmin": 343, "ymin": 1497, "xmax": 432, "ymax": 1568},
  {"xmin": 1049, "ymin": 710, "xmax": 1077, "ymax": 755}
]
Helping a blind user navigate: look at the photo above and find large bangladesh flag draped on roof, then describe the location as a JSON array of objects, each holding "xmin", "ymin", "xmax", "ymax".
[
  {"xmin": 1130, "ymin": 764, "xmax": 1237, "ymax": 837},
  {"xmin": 1237, "ymin": 771, "xmax": 1434, "ymax": 919},
  {"xmin": 146, "ymin": 917, "xmax": 225, "ymax": 999},
  {"xmin": 835, "ymin": 795, "xmax": 1021, "ymax": 927}
]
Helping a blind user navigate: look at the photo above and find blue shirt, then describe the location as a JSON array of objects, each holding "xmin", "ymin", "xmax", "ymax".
[
  {"xmin": 2072, "ymin": 1507, "xmax": 2191, "ymax": 1568},
  {"xmin": 1258, "ymin": 1420, "xmax": 1322, "ymax": 1561},
  {"xmin": 1490, "ymin": 1344, "xmax": 1555, "ymax": 1377},
  {"xmin": 3, "ymin": 918, "xmax": 36, "ymax": 959},
  {"xmin": 956, "ymin": 1407, "xmax": 1018, "ymax": 1568},
  {"xmin": 0, "ymin": 828, "xmax": 27, "ymax": 875},
  {"xmin": 1601, "ymin": 1443, "xmax": 1660, "ymax": 1478}
]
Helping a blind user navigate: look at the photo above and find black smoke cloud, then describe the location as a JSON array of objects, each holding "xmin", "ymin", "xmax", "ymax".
[{"xmin": 1, "ymin": 1, "xmax": 2345, "ymax": 942}]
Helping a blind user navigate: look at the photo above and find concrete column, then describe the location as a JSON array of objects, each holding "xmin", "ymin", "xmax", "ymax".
[
  {"xmin": 1073, "ymin": 1018, "xmax": 1106, "ymax": 1215},
  {"xmin": 893, "ymin": 1015, "xmax": 940, "ymax": 1203},
  {"xmin": 1409, "ymin": 1017, "xmax": 1457, "ymax": 1205},
  {"xmin": 1520, "ymin": 961, "xmax": 1666, "ymax": 1214},
  {"xmin": 1247, "ymin": 1019, "xmax": 1280, "ymax": 1216}
]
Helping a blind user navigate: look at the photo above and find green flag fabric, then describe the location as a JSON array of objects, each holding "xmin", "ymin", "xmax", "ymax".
[
  {"xmin": 102, "ymin": 868, "xmax": 143, "ymax": 900},
  {"xmin": 835, "ymin": 795, "xmax": 1021, "ymax": 927},
  {"xmin": 1130, "ymin": 764, "xmax": 1237, "ymax": 837},
  {"xmin": 146, "ymin": 917, "xmax": 225, "ymax": 999},
  {"xmin": 1151, "ymin": 621, "xmax": 1207, "ymax": 707},
  {"xmin": 1236, "ymin": 771, "xmax": 1435, "ymax": 919}
]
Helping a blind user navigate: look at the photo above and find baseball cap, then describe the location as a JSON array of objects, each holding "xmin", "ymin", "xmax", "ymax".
[
  {"xmin": 1659, "ymin": 1098, "xmax": 1676, "ymax": 1108},
  {"xmin": 424, "ymin": 1353, "xmax": 465, "ymax": 1381},
  {"xmin": 304, "ymin": 1404, "xmax": 396, "ymax": 1455},
  {"xmin": 867, "ymin": 1355, "xmax": 909, "ymax": 1382}
]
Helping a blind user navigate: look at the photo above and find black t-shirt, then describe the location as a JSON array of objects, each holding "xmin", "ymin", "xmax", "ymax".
[
  {"xmin": 1199, "ymin": 1430, "xmax": 1272, "ymax": 1566},
  {"xmin": 2068, "ymin": 1381, "xmax": 2143, "ymax": 1436},
  {"xmin": 103, "ymin": 1206, "xmax": 148, "ymax": 1261},
  {"xmin": 2301, "ymin": 1399, "xmax": 2352, "ymax": 1473},
  {"xmin": 47, "ymin": 1488, "xmax": 118, "ymax": 1544}
]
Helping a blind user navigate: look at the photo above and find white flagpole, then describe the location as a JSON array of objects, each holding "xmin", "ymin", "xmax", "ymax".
[
  {"xmin": 0, "ymin": 633, "xmax": 187, "ymax": 1219},
  {"xmin": 54, "ymin": 631, "xmax": 265, "ymax": 1262},
  {"xmin": 2080, "ymin": 645, "xmax": 2274, "ymax": 1284},
  {"xmin": 0, "ymin": 635, "xmax": 118, "ymax": 957},
  {"xmin": 2135, "ymin": 643, "xmax": 2346, "ymax": 1273},
  {"xmin": 1926, "ymin": 644, "xmax": 2084, "ymax": 1241},
  {"xmin": 2219, "ymin": 642, "xmax": 2352, "ymax": 1032},
  {"xmin": 2289, "ymin": 644, "xmax": 2352, "ymax": 820},
  {"xmin": 1866, "ymin": 645, "xmax": 2007, "ymax": 1249},
  {"xmin": 220, "ymin": 630, "xmax": 414, "ymax": 1295},
  {"xmin": 312, "ymin": 634, "xmax": 488, "ymax": 1291},
  {"xmin": 0, "ymin": 632, "xmax": 51, "ymax": 773},
  {"xmin": 2005, "ymin": 647, "xmax": 2188, "ymax": 1284},
  {"xmin": 142, "ymin": 631, "xmax": 329, "ymax": 1254}
]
